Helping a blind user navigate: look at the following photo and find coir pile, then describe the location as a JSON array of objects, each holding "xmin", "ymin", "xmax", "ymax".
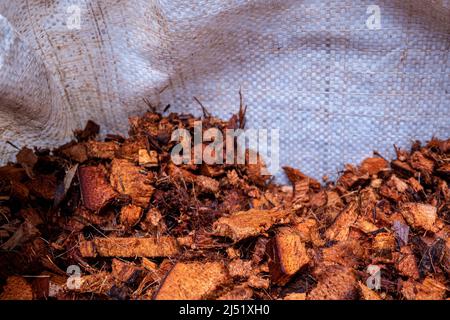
[{"xmin": 0, "ymin": 105, "xmax": 448, "ymax": 300}]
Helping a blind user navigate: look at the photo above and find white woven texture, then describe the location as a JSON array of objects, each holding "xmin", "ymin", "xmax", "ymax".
[{"xmin": 0, "ymin": 0, "xmax": 449, "ymax": 180}]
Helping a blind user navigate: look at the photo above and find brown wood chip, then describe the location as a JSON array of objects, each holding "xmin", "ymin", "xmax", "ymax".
[
  {"xmin": 401, "ymin": 203, "xmax": 437, "ymax": 231},
  {"xmin": 0, "ymin": 276, "xmax": 33, "ymax": 300},
  {"xmin": 267, "ymin": 227, "xmax": 310, "ymax": 285},
  {"xmin": 79, "ymin": 237, "xmax": 180, "ymax": 258},
  {"xmin": 110, "ymin": 159, "xmax": 154, "ymax": 207},
  {"xmin": 325, "ymin": 202, "xmax": 359, "ymax": 242},
  {"xmin": 213, "ymin": 209, "xmax": 291, "ymax": 241},
  {"xmin": 308, "ymin": 267, "xmax": 358, "ymax": 300},
  {"xmin": 78, "ymin": 165, "xmax": 117, "ymax": 212},
  {"xmin": 155, "ymin": 262, "xmax": 229, "ymax": 300}
]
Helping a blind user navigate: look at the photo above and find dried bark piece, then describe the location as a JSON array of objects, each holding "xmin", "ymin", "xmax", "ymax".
[
  {"xmin": 355, "ymin": 217, "xmax": 378, "ymax": 234},
  {"xmin": 217, "ymin": 285, "xmax": 253, "ymax": 300},
  {"xmin": 138, "ymin": 149, "xmax": 159, "ymax": 168},
  {"xmin": 321, "ymin": 240, "xmax": 367, "ymax": 269},
  {"xmin": 379, "ymin": 175, "xmax": 409, "ymax": 202},
  {"xmin": 401, "ymin": 277, "xmax": 447, "ymax": 300},
  {"xmin": 401, "ymin": 203, "xmax": 437, "ymax": 231},
  {"xmin": 410, "ymin": 151, "xmax": 434, "ymax": 174},
  {"xmin": 78, "ymin": 165, "xmax": 118, "ymax": 212},
  {"xmin": 359, "ymin": 157, "xmax": 388, "ymax": 176},
  {"xmin": 58, "ymin": 142, "xmax": 88, "ymax": 163},
  {"xmin": 308, "ymin": 267, "xmax": 358, "ymax": 300},
  {"xmin": 86, "ymin": 141, "xmax": 119, "ymax": 159},
  {"xmin": 292, "ymin": 180, "xmax": 310, "ymax": 210},
  {"xmin": 213, "ymin": 209, "xmax": 291, "ymax": 242},
  {"xmin": 267, "ymin": 227, "xmax": 309, "ymax": 285},
  {"xmin": 0, "ymin": 276, "xmax": 34, "ymax": 300},
  {"xmin": 337, "ymin": 165, "xmax": 369, "ymax": 189},
  {"xmin": 74, "ymin": 120, "xmax": 100, "ymax": 141},
  {"xmin": 111, "ymin": 259, "xmax": 143, "ymax": 285},
  {"xmin": 284, "ymin": 293, "xmax": 306, "ymax": 300},
  {"xmin": 120, "ymin": 204, "xmax": 143, "ymax": 228},
  {"xmin": 391, "ymin": 159, "xmax": 415, "ymax": 176},
  {"xmin": 372, "ymin": 232, "xmax": 396, "ymax": 259},
  {"xmin": 358, "ymin": 282, "xmax": 381, "ymax": 300},
  {"xmin": 110, "ymin": 159, "xmax": 154, "ymax": 207},
  {"xmin": 325, "ymin": 202, "xmax": 359, "ymax": 242},
  {"xmin": 394, "ymin": 246, "xmax": 420, "ymax": 280},
  {"xmin": 155, "ymin": 262, "xmax": 229, "ymax": 300},
  {"xmin": 79, "ymin": 237, "xmax": 179, "ymax": 258},
  {"xmin": 390, "ymin": 175, "xmax": 409, "ymax": 193},
  {"xmin": 283, "ymin": 166, "xmax": 321, "ymax": 190}
]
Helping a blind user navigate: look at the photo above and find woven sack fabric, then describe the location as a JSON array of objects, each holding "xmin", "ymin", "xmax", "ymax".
[{"xmin": 0, "ymin": 0, "xmax": 449, "ymax": 180}]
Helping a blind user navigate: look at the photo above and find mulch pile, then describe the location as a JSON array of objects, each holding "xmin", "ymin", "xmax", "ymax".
[{"xmin": 0, "ymin": 106, "xmax": 449, "ymax": 300}]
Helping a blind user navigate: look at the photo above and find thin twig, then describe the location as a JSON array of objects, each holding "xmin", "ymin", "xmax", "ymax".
[{"xmin": 193, "ymin": 96, "xmax": 211, "ymax": 118}]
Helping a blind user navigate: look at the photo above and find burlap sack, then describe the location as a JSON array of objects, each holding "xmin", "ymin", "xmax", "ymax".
[{"xmin": 0, "ymin": 0, "xmax": 449, "ymax": 180}]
